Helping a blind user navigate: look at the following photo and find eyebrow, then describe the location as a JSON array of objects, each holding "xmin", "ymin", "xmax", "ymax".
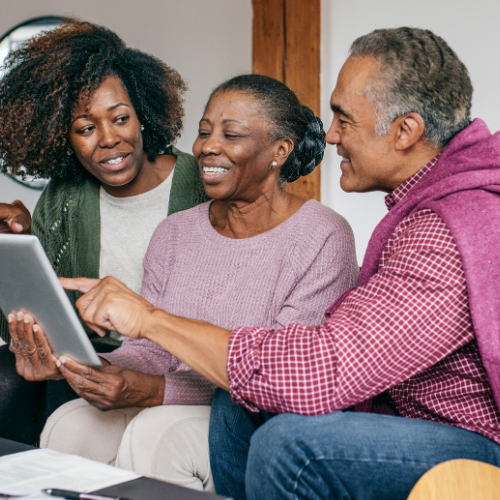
[
  {"xmin": 199, "ymin": 118, "xmax": 243, "ymax": 124},
  {"xmin": 108, "ymin": 102, "xmax": 130, "ymax": 112},
  {"xmin": 71, "ymin": 103, "xmax": 130, "ymax": 124},
  {"xmin": 330, "ymin": 104, "xmax": 354, "ymax": 121},
  {"xmin": 199, "ymin": 118, "xmax": 249, "ymax": 131}
]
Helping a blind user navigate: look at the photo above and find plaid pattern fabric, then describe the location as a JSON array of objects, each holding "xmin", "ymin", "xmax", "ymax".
[{"xmin": 228, "ymin": 158, "xmax": 500, "ymax": 444}]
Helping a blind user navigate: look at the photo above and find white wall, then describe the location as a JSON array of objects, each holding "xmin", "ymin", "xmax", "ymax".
[
  {"xmin": 3, "ymin": 0, "xmax": 498, "ymax": 261},
  {"xmin": 0, "ymin": 0, "xmax": 252, "ymax": 211},
  {"xmin": 321, "ymin": 0, "xmax": 500, "ymax": 263}
]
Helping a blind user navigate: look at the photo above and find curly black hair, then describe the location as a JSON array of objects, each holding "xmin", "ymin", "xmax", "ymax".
[{"xmin": 0, "ymin": 20, "xmax": 187, "ymax": 182}]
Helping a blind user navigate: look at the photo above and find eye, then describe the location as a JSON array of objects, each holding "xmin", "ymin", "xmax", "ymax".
[
  {"xmin": 198, "ymin": 130, "xmax": 210, "ymax": 137},
  {"xmin": 338, "ymin": 118, "xmax": 348, "ymax": 125},
  {"xmin": 115, "ymin": 115, "xmax": 130, "ymax": 124},
  {"xmin": 224, "ymin": 134, "xmax": 240, "ymax": 139},
  {"xmin": 77, "ymin": 125, "xmax": 95, "ymax": 135}
]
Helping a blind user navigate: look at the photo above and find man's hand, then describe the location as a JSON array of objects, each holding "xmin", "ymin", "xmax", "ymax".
[
  {"xmin": 60, "ymin": 276, "xmax": 158, "ymax": 339},
  {"xmin": 0, "ymin": 201, "xmax": 31, "ymax": 234},
  {"xmin": 57, "ymin": 356, "xmax": 165, "ymax": 410},
  {"xmin": 8, "ymin": 312, "xmax": 63, "ymax": 381},
  {"xmin": 60, "ymin": 276, "xmax": 231, "ymax": 391}
]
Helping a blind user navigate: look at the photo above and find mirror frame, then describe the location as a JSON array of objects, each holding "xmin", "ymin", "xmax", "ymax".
[{"xmin": 0, "ymin": 15, "xmax": 67, "ymax": 190}]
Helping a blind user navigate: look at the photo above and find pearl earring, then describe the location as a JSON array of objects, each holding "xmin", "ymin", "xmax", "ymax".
[
  {"xmin": 271, "ymin": 161, "xmax": 278, "ymax": 167},
  {"xmin": 140, "ymin": 125, "xmax": 144, "ymax": 132}
]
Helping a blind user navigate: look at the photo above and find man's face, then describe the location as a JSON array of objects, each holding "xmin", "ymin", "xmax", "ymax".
[{"xmin": 326, "ymin": 56, "xmax": 397, "ymax": 193}]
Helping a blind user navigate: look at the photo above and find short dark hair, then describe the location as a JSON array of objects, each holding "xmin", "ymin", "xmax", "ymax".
[
  {"xmin": 0, "ymin": 20, "xmax": 187, "ymax": 182},
  {"xmin": 210, "ymin": 74, "xmax": 325, "ymax": 183},
  {"xmin": 349, "ymin": 27, "xmax": 473, "ymax": 147}
]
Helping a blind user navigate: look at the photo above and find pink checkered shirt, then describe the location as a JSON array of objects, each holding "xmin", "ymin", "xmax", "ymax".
[{"xmin": 228, "ymin": 158, "xmax": 500, "ymax": 444}]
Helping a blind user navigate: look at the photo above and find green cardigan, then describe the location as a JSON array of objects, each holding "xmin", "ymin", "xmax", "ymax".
[{"xmin": 0, "ymin": 147, "xmax": 209, "ymax": 343}]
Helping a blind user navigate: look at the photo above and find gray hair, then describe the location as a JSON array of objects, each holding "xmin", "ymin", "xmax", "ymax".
[{"xmin": 349, "ymin": 27, "xmax": 473, "ymax": 148}]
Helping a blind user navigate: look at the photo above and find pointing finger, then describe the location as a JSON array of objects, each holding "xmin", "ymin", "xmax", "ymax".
[{"xmin": 59, "ymin": 277, "xmax": 101, "ymax": 293}]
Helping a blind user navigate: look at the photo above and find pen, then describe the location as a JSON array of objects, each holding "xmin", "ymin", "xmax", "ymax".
[{"xmin": 42, "ymin": 489, "xmax": 131, "ymax": 500}]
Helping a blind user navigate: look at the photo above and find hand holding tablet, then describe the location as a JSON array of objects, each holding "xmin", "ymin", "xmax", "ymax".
[{"xmin": 8, "ymin": 311, "xmax": 64, "ymax": 381}]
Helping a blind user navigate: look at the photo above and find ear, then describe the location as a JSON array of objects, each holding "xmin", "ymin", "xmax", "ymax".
[
  {"xmin": 393, "ymin": 113, "xmax": 426, "ymax": 152},
  {"xmin": 273, "ymin": 138, "xmax": 294, "ymax": 168}
]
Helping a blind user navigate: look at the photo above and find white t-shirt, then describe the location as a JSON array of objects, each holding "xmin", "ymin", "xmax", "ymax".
[{"xmin": 99, "ymin": 171, "xmax": 174, "ymax": 295}]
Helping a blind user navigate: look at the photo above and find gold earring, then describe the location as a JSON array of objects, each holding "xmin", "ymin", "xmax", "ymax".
[{"xmin": 271, "ymin": 161, "xmax": 278, "ymax": 168}]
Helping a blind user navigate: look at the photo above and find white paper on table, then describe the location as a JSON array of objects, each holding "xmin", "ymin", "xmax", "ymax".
[
  {"xmin": 0, "ymin": 448, "xmax": 140, "ymax": 495},
  {"xmin": 0, "ymin": 491, "xmax": 47, "ymax": 500},
  {"xmin": 0, "ymin": 486, "xmax": 46, "ymax": 498}
]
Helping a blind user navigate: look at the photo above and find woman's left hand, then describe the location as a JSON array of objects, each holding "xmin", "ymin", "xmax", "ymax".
[{"xmin": 57, "ymin": 356, "xmax": 165, "ymax": 411}]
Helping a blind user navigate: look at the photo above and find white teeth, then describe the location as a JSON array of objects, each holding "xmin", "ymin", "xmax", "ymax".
[
  {"xmin": 342, "ymin": 157, "xmax": 350, "ymax": 162},
  {"xmin": 203, "ymin": 166, "xmax": 228, "ymax": 175},
  {"xmin": 105, "ymin": 157, "xmax": 124, "ymax": 165}
]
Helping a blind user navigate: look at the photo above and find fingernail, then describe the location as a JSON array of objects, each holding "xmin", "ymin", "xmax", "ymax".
[
  {"xmin": 17, "ymin": 315, "xmax": 22, "ymax": 322},
  {"xmin": 7, "ymin": 314, "xmax": 13, "ymax": 323},
  {"xmin": 59, "ymin": 357, "xmax": 67, "ymax": 364},
  {"xmin": 24, "ymin": 317, "xmax": 29, "ymax": 323},
  {"xmin": 56, "ymin": 359, "xmax": 61, "ymax": 368},
  {"xmin": 33, "ymin": 325, "xmax": 39, "ymax": 332}
]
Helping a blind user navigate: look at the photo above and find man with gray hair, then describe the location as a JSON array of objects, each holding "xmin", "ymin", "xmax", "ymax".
[
  {"xmin": 60, "ymin": 27, "xmax": 500, "ymax": 499},
  {"xmin": 206, "ymin": 27, "xmax": 500, "ymax": 499}
]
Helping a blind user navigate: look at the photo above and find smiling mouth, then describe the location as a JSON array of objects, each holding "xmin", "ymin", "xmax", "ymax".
[
  {"xmin": 203, "ymin": 166, "xmax": 229, "ymax": 175},
  {"xmin": 100, "ymin": 153, "xmax": 131, "ymax": 170},
  {"xmin": 104, "ymin": 157, "xmax": 126, "ymax": 165},
  {"xmin": 339, "ymin": 156, "xmax": 352, "ymax": 172}
]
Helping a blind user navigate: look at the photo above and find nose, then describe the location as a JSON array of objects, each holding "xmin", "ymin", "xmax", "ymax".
[
  {"xmin": 325, "ymin": 118, "xmax": 341, "ymax": 145},
  {"xmin": 98, "ymin": 122, "xmax": 121, "ymax": 149},
  {"xmin": 201, "ymin": 132, "xmax": 221, "ymax": 155}
]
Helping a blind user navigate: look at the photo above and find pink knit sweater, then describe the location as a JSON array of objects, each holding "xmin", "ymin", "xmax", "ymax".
[{"xmin": 101, "ymin": 200, "xmax": 359, "ymax": 405}]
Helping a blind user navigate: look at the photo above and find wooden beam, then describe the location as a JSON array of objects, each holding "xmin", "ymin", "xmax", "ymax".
[
  {"xmin": 284, "ymin": 0, "xmax": 321, "ymax": 114},
  {"xmin": 252, "ymin": 0, "xmax": 321, "ymax": 201},
  {"xmin": 283, "ymin": 0, "xmax": 321, "ymax": 200},
  {"xmin": 252, "ymin": 0, "xmax": 285, "ymax": 81}
]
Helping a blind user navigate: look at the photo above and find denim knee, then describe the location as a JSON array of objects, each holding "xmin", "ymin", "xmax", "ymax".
[{"xmin": 246, "ymin": 413, "xmax": 310, "ymax": 499}]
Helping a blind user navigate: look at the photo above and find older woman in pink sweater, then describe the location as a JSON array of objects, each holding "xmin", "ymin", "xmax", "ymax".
[{"xmin": 10, "ymin": 75, "xmax": 358, "ymax": 491}]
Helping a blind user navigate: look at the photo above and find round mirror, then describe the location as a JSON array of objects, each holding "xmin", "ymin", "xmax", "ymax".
[{"xmin": 0, "ymin": 16, "xmax": 64, "ymax": 190}]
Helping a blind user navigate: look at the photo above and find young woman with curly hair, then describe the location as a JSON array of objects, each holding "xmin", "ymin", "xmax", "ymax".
[{"xmin": 0, "ymin": 20, "xmax": 208, "ymax": 445}]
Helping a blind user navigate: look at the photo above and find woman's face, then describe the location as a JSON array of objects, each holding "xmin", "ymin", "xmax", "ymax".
[
  {"xmin": 193, "ymin": 91, "xmax": 280, "ymax": 201},
  {"xmin": 69, "ymin": 75, "xmax": 145, "ymax": 190}
]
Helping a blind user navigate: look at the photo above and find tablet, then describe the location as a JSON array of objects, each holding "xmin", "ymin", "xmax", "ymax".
[{"xmin": 0, "ymin": 234, "xmax": 101, "ymax": 367}]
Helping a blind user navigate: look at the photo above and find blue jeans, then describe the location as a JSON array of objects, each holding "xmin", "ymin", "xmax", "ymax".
[{"xmin": 209, "ymin": 389, "xmax": 500, "ymax": 500}]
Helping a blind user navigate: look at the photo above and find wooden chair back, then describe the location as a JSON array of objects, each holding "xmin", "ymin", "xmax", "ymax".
[{"xmin": 407, "ymin": 459, "xmax": 500, "ymax": 500}]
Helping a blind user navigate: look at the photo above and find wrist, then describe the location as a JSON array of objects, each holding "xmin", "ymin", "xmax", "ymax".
[
  {"xmin": 143, "ymin": 374, "xmax": 165, "ymax": 407},
  {"xmin": 141, "ymin": 306, "xmax": 172, "ymax": 342}
]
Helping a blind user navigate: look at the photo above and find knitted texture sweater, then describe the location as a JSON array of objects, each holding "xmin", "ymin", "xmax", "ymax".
[
  {"xmin": 0, "ymin": 147, "xmax": 209, "ymax": 342},
  {"xmin": 101, "ymin": 199, "xmax": 359, "ymax": 405}
]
